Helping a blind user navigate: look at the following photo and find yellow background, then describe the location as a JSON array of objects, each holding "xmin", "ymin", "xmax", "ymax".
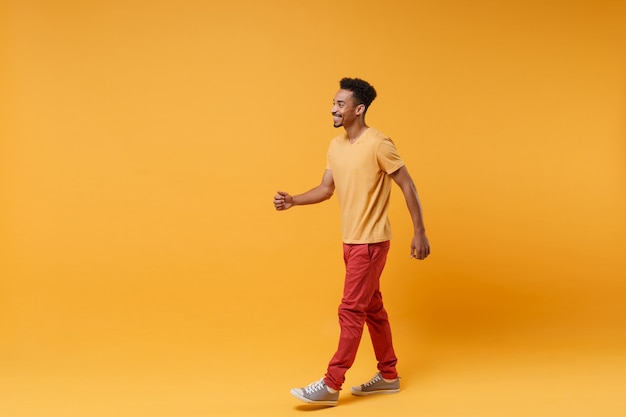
[{"xmin": 2, "ymin": 1, "xmax": 625, "ymax": 416}]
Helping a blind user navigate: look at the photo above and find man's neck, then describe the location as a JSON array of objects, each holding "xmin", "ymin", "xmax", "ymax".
[{"xmin": 345, "ymin": 123, "xmax": 369, "ymax": 143}]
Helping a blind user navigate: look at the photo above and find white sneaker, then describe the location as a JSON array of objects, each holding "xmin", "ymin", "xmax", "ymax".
[
  {"xmin": 351, "ymin": 372, "xmax": 400, "ymax": 396},
  {"xmin": 290, "ymin": 378, "xmax": 339, "ymax": 406}
]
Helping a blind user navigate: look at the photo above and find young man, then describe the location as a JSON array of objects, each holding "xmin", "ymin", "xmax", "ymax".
[{"xmin": 274, "ymin": 78, "xmax": 430, "ymax": 406}]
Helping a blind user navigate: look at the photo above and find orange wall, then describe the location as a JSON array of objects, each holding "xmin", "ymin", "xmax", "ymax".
[{"xmin": 2, "ymin": 0, "xmax": 625, "ymax": 371}]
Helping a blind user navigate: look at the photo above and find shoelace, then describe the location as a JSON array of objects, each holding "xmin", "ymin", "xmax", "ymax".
[
  {"xmin": 363, "ymin": 374, "xmax": 382, "ymax": 387},
  {"xmin": 304, "ymin": 379, "xmax": 326, "ymax": 394}
]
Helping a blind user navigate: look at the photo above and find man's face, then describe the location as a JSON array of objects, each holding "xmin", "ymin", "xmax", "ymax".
[{"xmin": 331, "ymin": 89, "xmax": 362, "ymax": 128}]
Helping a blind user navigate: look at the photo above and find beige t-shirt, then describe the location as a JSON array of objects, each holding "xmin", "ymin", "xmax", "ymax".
[{"xmin": 326, "ymin": 128, "xmax": 405, "ymax": 244}]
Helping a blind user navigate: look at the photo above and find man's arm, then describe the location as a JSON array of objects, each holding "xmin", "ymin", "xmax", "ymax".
[
  {"xmin": 274, "ymin": 169, "xmax": 335, "ymax": 211},
  {"xmin": 390, "ymin": 165, "xmax": 430, "ymax": 260}
]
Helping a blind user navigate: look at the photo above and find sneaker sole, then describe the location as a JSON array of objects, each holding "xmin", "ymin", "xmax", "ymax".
[
  {"xmin": 290, "ymin": 388, "xmax": 338, "ymax": 406},
  {"xmin": 351, "ymin": 388, "xmax": 400, "ymax": 396}
]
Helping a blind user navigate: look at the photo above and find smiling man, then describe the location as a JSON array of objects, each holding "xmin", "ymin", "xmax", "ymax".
[{"xmin": 274, "ymin": 77, "xmax": 430, "ymax": 406}]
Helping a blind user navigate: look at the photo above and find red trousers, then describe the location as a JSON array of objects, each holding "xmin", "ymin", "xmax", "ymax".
[{"xmin": 324, "ymin": 241, "xmax": 398, "ymax": 390}]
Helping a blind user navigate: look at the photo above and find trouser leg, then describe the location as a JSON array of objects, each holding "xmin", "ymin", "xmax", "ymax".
[
  {"xmin": 365, "ymin": 288, "xmax": 398, "ymax": 379},
  {"xmin": 324, "ymin": 241, "xmax": 395, "ymax": 390}
]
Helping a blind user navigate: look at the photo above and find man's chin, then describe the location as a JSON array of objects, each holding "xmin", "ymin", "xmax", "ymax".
[{"xmin": 333, "ymin": 123, "xmax": 342, "ymax": 128}]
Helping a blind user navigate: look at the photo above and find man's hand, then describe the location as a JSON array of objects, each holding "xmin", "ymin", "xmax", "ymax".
[
  {"xmin": 410, "ymin": 232, "xmax": 430, "ymax": 260},
  {"xmin": 274, "ymin": 191, "xmax": 294, "ymax": 211}
]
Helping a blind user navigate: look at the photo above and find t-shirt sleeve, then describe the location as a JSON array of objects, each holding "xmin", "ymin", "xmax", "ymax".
[{"xmin": 377, "ymin": 138, "xmax": 405, "ymax": 174}]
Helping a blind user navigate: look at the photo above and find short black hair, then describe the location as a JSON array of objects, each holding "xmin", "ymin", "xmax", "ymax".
[{"xmin": 339, "ymin": 77, "xmax": 377, "ymax": 111}]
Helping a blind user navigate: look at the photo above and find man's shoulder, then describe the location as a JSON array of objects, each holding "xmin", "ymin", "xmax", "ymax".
[
  {"xmin": 366, "ymin": 127, "xmax": 391, "ymax": 142},
  {"xmin": 365, "ymin": 128, "xmax": 398, "ymax": 152},
  {"xmin": 329, "ymin": 132, "xmax": 347, "ymax": 144}
]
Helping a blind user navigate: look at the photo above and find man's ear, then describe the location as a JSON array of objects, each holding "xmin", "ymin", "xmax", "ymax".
[{"xmin": 356, "ymin": 103, "xmax": 366, "ymax": 115}]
